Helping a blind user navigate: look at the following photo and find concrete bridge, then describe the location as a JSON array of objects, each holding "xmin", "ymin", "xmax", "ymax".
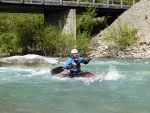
[{"xmin": 0, "ymin": 0, "xmax": 136, "ymax": 36}]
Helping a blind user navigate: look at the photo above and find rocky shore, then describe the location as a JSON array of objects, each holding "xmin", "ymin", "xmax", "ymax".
[{"xmin": 90, "ymin": 0, "xmax": 150, "ymax": 59}]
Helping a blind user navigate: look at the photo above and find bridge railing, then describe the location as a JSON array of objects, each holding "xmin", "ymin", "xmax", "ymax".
[{"xmin": 0, "ymin": 0, "xmax": 137, "ymax": 8}]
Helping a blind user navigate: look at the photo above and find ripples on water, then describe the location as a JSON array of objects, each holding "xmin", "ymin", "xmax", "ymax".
[{"xmin": 0, "ymin": 58, "xmax": 150, "ymax": 113}]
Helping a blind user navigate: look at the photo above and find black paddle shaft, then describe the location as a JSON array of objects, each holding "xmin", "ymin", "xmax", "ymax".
[{"xmin": 50, "ymin": 66, "xmax": 65, "ymax": 75}]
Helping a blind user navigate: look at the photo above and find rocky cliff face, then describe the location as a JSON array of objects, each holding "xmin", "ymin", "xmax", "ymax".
[{"xmin": 90, "ymin": 0, "xmax": 150, "ymax": 59}]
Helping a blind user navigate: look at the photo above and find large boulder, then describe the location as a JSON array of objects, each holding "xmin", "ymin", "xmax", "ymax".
[{"xmin": 0, "ymin": 54, "xmax": 59, "ymax": 67}]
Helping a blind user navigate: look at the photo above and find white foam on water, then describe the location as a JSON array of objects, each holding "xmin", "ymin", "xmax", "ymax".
[
  {"xmin": 91, "ymin": 59, "xmax": 130, "ymax": 66},
  {"xmin": 0, "ymin": 66, "xmax": 49, "ymax": 78},
  {"xmin": 72, "ymin": 67, "xmax": 123, "ymax": 85},
  {"xmin": 104, "ymin": 66, "xmax": 122, "ymax": 81},
  {"xmin": 51, "ymin": 76, "xmax": 70, "ymax": 82},
  {"xmin": 27, "ymin": 69, "xmax": 49, "ymax": 77},
  {"xmin": 74, "ymin": 75, "xmax": 104, "ymax": 85}
]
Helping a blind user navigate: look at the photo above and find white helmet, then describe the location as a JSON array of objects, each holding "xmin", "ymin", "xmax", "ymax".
[{"xmin": 71, "ymin": 49, "xmax": 78, "ymax": 54}]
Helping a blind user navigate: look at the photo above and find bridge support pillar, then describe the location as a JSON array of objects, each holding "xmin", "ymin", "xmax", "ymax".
[{"xmin": 44, "ymin": 9, "xmax": 76, "ymax": 37}]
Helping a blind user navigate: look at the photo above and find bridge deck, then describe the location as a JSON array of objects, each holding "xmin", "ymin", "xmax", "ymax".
[{"xmin": 0, "ymin": 0, "xmax": 134, "ymax": 15}]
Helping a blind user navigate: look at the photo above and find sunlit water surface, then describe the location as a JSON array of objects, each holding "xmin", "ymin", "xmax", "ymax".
[{"xmin": 0, "ymin": 58, "xmax": 150, "ymax": 113}]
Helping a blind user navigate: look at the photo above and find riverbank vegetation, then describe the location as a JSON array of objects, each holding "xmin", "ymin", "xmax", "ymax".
[
  {"xmin": 0, "ymin": 0, "xmax": 140, "ymax": 57},
  {"xmin": 0, "ymin": 8, "xmax": 107, "ymax": 57},
  {"xmin": 104, "ymin": 20, "xmax": 138, "ymax": 51}
]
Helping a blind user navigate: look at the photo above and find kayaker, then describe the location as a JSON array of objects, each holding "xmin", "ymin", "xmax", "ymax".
[{"xmin": 66, "ymin": 49, "xmax": 93, "ymax": 77}]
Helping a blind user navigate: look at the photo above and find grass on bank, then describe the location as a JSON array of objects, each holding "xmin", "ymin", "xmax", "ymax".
[{"xmin": 104, "ymin": 20, "xmax": 138, "ymax": 50}]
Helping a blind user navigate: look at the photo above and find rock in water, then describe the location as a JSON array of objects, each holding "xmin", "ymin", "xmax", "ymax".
[{"xmin": 0, "ymin": 54, "xmax": 59, "ymax": 67}]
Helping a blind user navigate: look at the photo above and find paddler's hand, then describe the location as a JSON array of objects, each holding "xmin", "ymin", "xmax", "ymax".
[
  {"xmin": 89, "ymin": 56, "xmax": 93, "ymax": 60},
  {"xmin": 72, "ymin": 63, "xmax": 77, "ymax": 68}
]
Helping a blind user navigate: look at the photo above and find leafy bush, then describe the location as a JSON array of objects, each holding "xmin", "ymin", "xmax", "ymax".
[
  {"xmin": 0, "ymin": 32, "xmax": 19, "ymax": 55},
  {"xmin": 37, "ymin": 25, "xmax": 76, "ymax": 56},
  {"xmin": 77, "ymin": 8, "xmax": 97, "ymax": 36},
  {"xmin": 0, "ymin": 8, "xmax": 99, "ymax": 57},
  {"xmin": 15, "ymin": 14, "xmax": 44, "ymax": 52},
  {"xmin": 76, "ymin": 32, "xmax": 90, "ymax": 56},
  {"xmin": 104, "ymin": 21, "xmax": 138, "ymax": 50},
  {"xmin": 77, "ymin": 8, "xmax": 107, "ymax": 37},
  {"xmin": 0, "ymin": 13, "xmax": 20, "ymax": 55}
]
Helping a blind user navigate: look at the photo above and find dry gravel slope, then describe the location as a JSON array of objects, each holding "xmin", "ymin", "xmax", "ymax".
[{"xmin": 90, "ymin": 0, "xmax": 150, "ymax": 58}]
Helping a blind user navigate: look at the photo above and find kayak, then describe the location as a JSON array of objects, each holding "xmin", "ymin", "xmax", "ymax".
[
  {"xmin": 60, "ymin": 72, "xmax": 95, "ymax": 78},
  {"xmin": 50, "ymin": 66, "xmax": 95, "ymax": 78}
]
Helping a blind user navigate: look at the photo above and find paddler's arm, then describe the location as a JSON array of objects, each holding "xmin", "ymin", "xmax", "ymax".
[
  {"xmin": 66, "ymin": 58, "xmax": 73, "ymax": 70},
  {"xmin": 80, "ymin": 56, "xmax": 93, "ymax": 64}
]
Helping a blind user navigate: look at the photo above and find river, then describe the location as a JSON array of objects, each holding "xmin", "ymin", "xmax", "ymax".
[{"xmin": 0, "ymin": 58, "xmax": 150, "ymax": 113}]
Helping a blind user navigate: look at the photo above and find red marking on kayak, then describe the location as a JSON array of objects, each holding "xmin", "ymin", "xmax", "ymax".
[
  {"xmin": 60, "ymin": 72, "xmax": 70, "ymax": 77},
  {"xmin": 60, "ymin": 72, "xmax": 95, "ymax": 78}
]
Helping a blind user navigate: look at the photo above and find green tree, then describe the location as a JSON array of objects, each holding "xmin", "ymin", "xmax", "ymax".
[
  {"xmin": 15, "ymin": 14, "xmax": 44, "ymax": 53},
  {"xmin": 0, "ymin": 13, "xmax": 19, "ymax": 55},
  {"xmin": 37, "ymin": 25, "xmax": 76, "ymax": 56},
  {"xmin": 76, "ymin": 32, "xmax": 90, "ymax": 56},
  {"xmin": 77, "ymin": 8, "xmax": 97, "ymax": 36}
]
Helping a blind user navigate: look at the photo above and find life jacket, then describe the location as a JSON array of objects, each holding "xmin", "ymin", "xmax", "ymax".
[
  {"xmin": 70, "ymin": 57, "xmax": 81, "ymax": 74},
  {"xmin": 74, "ymin": 57, "xmax": 81, "ymax": 69}
]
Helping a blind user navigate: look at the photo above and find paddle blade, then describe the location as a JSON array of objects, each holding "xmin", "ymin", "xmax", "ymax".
[{"xmin": 50, "ymin": 66, "xmax": 65, "ymax": 75}]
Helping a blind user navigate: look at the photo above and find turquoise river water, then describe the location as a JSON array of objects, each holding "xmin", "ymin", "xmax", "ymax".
[{"xmin": 0, "ymin": 58, "xmax": 150, "ymax": 113}]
